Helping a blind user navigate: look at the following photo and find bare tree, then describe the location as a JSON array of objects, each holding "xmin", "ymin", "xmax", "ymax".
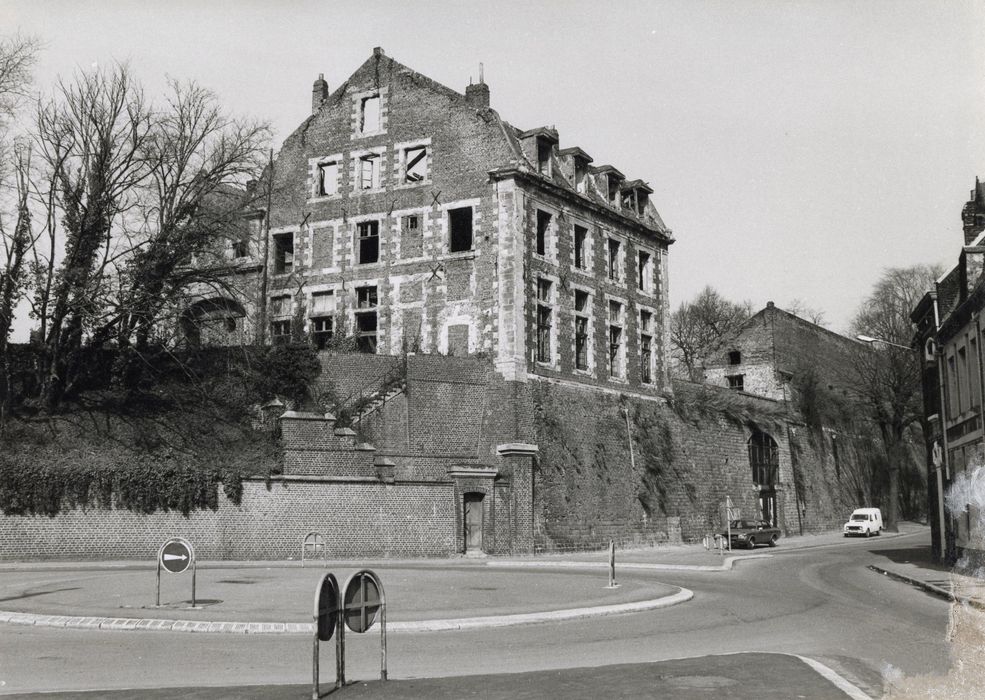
[
  {"xmin": 785, "ymin": 298, "xmax": 827, "ymax": 327},
  {"xmin": 105, "ymin": 80, "xmax": 269, "ymax": 367},
  {"xmin": 0, "ymin": 34, "xmax": 40, "ymax": 428},
  {"xmin": 849, "ymin": 264, "xmax": 944, "ymax": 531},
  {"xmin": 670, "ymin": 286, "xmax": 753, "ymax": 380},
  {"xmin": 31, "ymin": 64, "xmax": 154, "ymax": 409}
]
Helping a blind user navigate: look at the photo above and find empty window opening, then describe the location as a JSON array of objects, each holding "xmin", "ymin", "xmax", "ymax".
[
  {"xmin": 609, "ymin": 326, "xmax": 623, "ymax": 378},
  {"xmin": 575, "ymin": 316, "xmax": 589, "ymax": 371},
  {"xmin": 403, "ymin": 214, "xmax": 419, "ymax": 233},
  {"xmin": 318, "ymin": 161, "xmax": 339, "ymax": 196},
  {"xmin": 537, "ymin": 140, "xmax": 552, "ymax": 176},
  {"xmin": 536, "ymin": 278, "xmax": 553, "ymax": 363},
  {"xmin": 357, "ymin": 220, "xmax": 380, "ymax": 264},
  {"xmin": 609, "ymin": 300, "xmax": 624, "ymax": 379},
  {"xmin": 574, "ymin": 290, "xmax": 591, "ymax": 371},
  {"xmin": 573, "ymin": 225, "xmax": 587, "ymax": 269},
  {"xmin": 360, "ymin": 95, "xmax": 381, "ymax": 133},
  {"xmin": 232, "ymin": 236, "xmax": 249, "ymax": 259},
  {"xmin": 727, "ymin": 374, "xmax": 744, "ymax": 392},
  {"xmin": 404, "ymin": 145, "xmax": 427, "ymax": 183},
  {"xmin": 638, "ymin": 251, "xmax": 652, "ymax": 291},
  {"xmin": 640, "ymin": 310, "xmax": 653, "ymax": 384},
  {"xmin": 536, "ymin": 210, "xmax": 551, "ymax": 256},
  {"xmin": 621, "ymin": 189, "xmax": 636, "ymax": 211},
  {"xmin": 359, "ymin": 154, "xmax": 380, "ymax": 190},
  {"xmin": 607, "ymin": 239, "xmax": 621, "ymax": 280},
  {"xmin": 575, "ymin": 290, "xmax": 590, "ymax": 313},
  {"xmin": 449, "ymin": 206, "xmax": 474, "ymax": 252},
  {"xmin": 636, "ymin": 191, "xmax": 649, "ymax": 215},
  {"xmin": 728, "ymin": 350, "xmax": 742, "ymax": 365},
  {"xmin": 575, "ymin": 161, "xmax": 588, "ymax": 193},
  {"xmin": 607, "ymin": 175, "xmax": 620, "ymax": 204},
  {"xmin": 273, "ymin": 233, "xmax": 294, "ymax": 274},
  {"xmin": 355, "ymin": 286, "xmax": 378, "ymax": 354}
]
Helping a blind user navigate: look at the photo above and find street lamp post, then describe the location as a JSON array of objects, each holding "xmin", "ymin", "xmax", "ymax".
[{"xmin": 856, "ymin": 334, "xmax": 912, "ymax": 350}]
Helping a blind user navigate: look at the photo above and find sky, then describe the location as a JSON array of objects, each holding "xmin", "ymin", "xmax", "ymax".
[{"xmin": 3, "ymin": 0, "xmax": 985, "ymax": 338}]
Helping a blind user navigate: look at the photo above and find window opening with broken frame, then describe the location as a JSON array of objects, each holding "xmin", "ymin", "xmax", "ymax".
[
  {"xmin": 573, "ymin": 224, "xmax": 588, "ymax": 269},
  {"xmin": 403, "ymin": 145, "xmax": 427, "ymax": 183},
  {"xmin": 357, "ymin": 220, "xmax": 380, "ymax": 264},
  {"xmin": 355, "ymin": 286, "xmax": 378, "ymax": 353},
  {"xmin": 318, "ymin": 161, "xmax": 339, "ymax": 196},
  {"xmin": 640, "ymin": 310, "xmax": 653, "ymax": 384},
  {"xmin": 608, "ymin": 300, "xmax": 624, "ymax": 378},
  {"xmin": 359, "ymin": 154, "xmax": 380, "ymax": 190},
  {"xmin": 574, "ymin": 289, "xmax": 591, "ymax": 371},
  {"xmin": 310, "ymin": 291, "xmax": 335, "ymax": 349},
  {"xmin": 607, "ymin": 238, "xmax": 621, "ymax": 281},
  {"xmin": 273, "ymin": 233, "xmax": 294, "ymax": 274},
  {"xmin": 536, "ymin": 278, "xmax": 553, "ymax": 363}
]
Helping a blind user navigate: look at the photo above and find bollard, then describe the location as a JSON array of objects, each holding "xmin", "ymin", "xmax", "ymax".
[{"xmin": 606, "ymin": 540, "xmax": 619, "ymax": 589}]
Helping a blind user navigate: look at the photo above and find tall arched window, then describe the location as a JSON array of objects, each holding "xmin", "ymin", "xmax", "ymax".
[{"xmin": 748, "ymin": 431, "xmax": 779, "ymax": 486}]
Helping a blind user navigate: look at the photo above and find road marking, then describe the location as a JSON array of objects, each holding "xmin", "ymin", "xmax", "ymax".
[{"xmin": 791, "ymin": 654, "xmax": 871, "ymax": 700}]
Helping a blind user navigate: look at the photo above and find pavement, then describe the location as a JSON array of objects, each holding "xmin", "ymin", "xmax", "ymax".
[
  {"xmin": 0, "ymin": 653, "xmax": 867, "ymax": 699},
  {"xmin": 0, "ymin": 520, "xmax": 966, "ymax": 634},
  {"xmin": 0, "ymin": 522, "xmax": 967, "ymax": 699}
]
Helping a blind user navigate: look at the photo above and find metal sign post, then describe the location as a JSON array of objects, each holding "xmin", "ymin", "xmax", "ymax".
[
  {"xmin": 341, "ymin": 570, "xmax": 387, "ymax": 682},
  {"xmin": 156, "ymin": 538, "xmax": 196, "ymax": 607},
  {"xmin": 312, "ymin": 572, "xmax": 340, "ymax": 699}
]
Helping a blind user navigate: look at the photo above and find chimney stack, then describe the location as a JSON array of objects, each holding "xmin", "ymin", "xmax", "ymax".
[
  {"xmin": 312, "ymin": 73, "xmax": 328, "ymax": 114},
  {"xmin": 465, "ymin": 65, "xmax": 489, "ymax": 108}
]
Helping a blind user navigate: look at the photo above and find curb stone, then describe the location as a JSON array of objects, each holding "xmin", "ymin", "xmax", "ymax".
[
  {"xmin": 0, "ymin": 585, "xmax": 694, "ymax": 635},
  {"xmin": 868, "ymin": 565, "xmax": 985, "ymax": 611}
]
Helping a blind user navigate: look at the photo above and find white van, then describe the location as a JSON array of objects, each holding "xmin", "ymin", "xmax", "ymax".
[{"xmin": 843, "ymin": 508, "xmax": 883, "ymax": 537}]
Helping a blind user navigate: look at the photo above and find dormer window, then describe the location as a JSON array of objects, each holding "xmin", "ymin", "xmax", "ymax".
[
  {"xmin": 537, "ymin": 139, "xmax": 552, "ymax": 176},
  {"xmin": 608, "ymin": 176, "xmax": 620, "ymax": 205},
  {"xmin": 575, "ymin": 160, "xmax": 588, "ymax": 192}
]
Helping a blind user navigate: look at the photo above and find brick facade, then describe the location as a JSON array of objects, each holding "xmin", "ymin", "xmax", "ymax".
[{"xmin": 185, "ymin": 48, "xmax": 674, "ymax": 397}]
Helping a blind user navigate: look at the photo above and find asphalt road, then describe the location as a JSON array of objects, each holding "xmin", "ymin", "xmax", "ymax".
[{"xmin": 0, "ymin": 532, "xmax": 952, "ymax": 698}]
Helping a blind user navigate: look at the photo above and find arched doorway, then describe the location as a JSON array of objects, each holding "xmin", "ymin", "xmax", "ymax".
[
  {"xmin": 463, "ymin": 492, "xmax": 484, "ymax": 553},
  {"xmin": 748, "ymin": 430, "xmax": 779, "ymax": 526},
  {"xmin": 180, "ymin": 297, "xmax": 247, "ymax": 348}
]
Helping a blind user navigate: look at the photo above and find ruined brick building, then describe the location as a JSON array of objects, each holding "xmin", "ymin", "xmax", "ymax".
[
  {"xmin": 703, "ymin": 301, "xmax": 863, "ymax": 401},
  {"xmin": 120, "ymin": 49, "xmax": 864, "ymax": 559},
  {"xmin": 191, "ymin": 47, "xmax": 673, "ymax": 397}
]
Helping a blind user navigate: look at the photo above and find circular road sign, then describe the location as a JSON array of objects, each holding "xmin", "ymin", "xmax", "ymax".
[
  {"xmin": 343, "ymin": 572, "xmax": 381, "ymax": 633},
  {"xmin": 159, "ymin": 538, "xmax": 193, "ymax": 574},
  {"xmin": 314, "ymin": 573, "xmax": 339, "ymax": 642}
]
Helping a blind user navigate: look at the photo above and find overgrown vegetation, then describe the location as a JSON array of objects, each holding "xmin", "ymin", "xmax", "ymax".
[
  {"xmin": 0, "ymin": 343, "xmax": 321, "ymax": 516},
  {"xmin": 668, "ymin": 379, "xmax": 790, "ymax": 429}
]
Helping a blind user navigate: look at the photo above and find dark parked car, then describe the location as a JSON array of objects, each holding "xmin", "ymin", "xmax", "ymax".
[{"xmin": 722, "ymin": 519, "xmax": 781, "ymax": 549}]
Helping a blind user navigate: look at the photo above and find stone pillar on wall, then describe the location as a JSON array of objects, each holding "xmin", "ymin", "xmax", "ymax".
[
  {"xmin": 497, "ymin": 442, "xmax": 538, "ymax": 554},
  {"xmin": 494, "ymin": 178, "xmax": 528, "ymax": 382}
]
